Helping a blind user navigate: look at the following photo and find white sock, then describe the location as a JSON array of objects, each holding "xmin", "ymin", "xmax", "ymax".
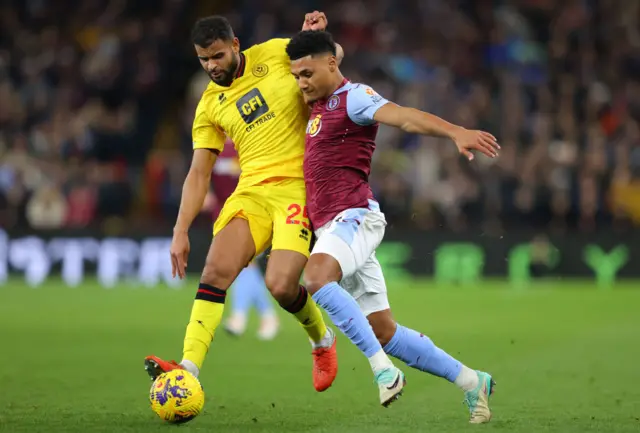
[
  {"xmin": 454, "ymin": 365, "xmax": 479, "ymax": 392},
  {"xmin": 311, "ymin": 327, "xmax": 335, "ymax": 349},
  {"xmin": 368, "ymin": 348, "xmax": 394, "ymax": 373},
  {"xmin": 260, "ymin": 311, "xmax": 277, "ymax": 320},
  {"xmin": 228, "ymin": 311, "xmax": 247, "ymax": 324},
  {"xmin": 180, "ymin": 359, "xmax": 200, "ymax": 378}
]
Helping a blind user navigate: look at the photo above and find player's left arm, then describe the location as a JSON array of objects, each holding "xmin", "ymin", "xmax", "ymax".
[
  {"xmin": 374, "ymin": 103, "xmax": 499, "ymax": 160},
  {"xmin": 347, "ymin": 85, "xmax": 499, "ymax": 160}
]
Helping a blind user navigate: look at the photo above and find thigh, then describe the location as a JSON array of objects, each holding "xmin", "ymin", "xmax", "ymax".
[
  {"xmin": 267, "ymin": 178, "xmax": 314, "ymax": 258},
  {"xmin": 214, "ymin": 189, "xmax": 273, "ymax": 258},
  {"xmin": 312, "ymin": 206, "xmax": 386, "ymax": 278},
  {"xmin": 265, "ymin": 249, "xmax": 307, "ymax": 287}
]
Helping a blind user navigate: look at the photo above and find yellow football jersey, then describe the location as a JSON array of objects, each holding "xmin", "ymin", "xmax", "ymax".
[{"xmin": 192, "ymin": 38, "xmax": 308, "ymax": 190}]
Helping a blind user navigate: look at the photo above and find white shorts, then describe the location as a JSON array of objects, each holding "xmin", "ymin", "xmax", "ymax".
[{"xmin": 312, "ymin": 200, "xmax": 390, "ymax": 316}]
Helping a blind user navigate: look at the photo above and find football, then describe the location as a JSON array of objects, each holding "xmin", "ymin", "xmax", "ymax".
[{"xmin": 149, "ymin": 369, "xmax": 205, "ymax": 424}]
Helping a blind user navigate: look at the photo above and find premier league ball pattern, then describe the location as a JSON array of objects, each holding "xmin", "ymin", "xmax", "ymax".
[{"xmin": 149, "ymin": 370, "xmax": 205, "ymax": 424}]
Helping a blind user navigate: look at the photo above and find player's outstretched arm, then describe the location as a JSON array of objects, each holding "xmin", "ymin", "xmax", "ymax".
[
  {"xmin": 170, "ymin": 149, "xmax": 217, "ymax": 279},
  {"xmin": 373, "ymin": 104, "xmax": 500, "ymax": 161}
]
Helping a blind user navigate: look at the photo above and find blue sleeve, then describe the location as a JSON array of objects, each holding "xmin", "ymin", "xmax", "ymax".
[{"xmin": 346, "ymin": 84, "xmax": 390, "ymax": 126}]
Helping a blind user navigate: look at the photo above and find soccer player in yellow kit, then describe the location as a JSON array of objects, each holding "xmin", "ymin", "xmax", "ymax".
[{"xmin": 144, "ymin": 13, "xmax": 340, "ymax": 392}]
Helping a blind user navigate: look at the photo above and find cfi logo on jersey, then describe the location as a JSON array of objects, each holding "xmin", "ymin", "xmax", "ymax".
[
  {"xmin": 252, "ymin": 63, "xmax": 269, "ymax": 77},
  {"xmin": 306, "ymin": 114, "xmax": 322, "ymax": 137},
  {"xmin": 237, "ymin": 88, "xmax": 269, "ymax": 124}
]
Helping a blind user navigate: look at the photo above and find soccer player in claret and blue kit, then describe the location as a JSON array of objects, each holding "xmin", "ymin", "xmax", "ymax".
[{"xmin": 287, "ymin": 30, "xmax": 500, "ymax": 422}]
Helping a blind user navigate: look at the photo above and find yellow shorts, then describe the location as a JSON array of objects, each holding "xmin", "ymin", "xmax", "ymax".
[{"xmin": 213, "ymin": 178, "xmax": 313, "ymax": 258}]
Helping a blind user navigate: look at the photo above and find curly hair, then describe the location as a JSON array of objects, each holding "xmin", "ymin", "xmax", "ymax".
[
  {"xmin": 191, "ymin": 16, "xmax": 234, "ymax": 47},
  {"xmin": 286, "ymin": 30, "xmax": 337, "ymax": 61}
]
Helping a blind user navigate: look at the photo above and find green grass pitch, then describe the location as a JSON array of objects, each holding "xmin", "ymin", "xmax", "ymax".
[{"xmin": 0, "ymin": 279, "xmax": 639, "ymax": 432}]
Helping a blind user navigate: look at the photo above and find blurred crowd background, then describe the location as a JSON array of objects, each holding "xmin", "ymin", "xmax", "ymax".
[{"xmin": 1, "ymin": 0, "xmax": 639, "ymax": 234}]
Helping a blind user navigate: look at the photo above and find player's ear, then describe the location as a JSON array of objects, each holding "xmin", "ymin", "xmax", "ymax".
[
  {"xmin": 328, "ymin": 56, "xmax": 337, "ymax": 72},
  {"xmin": 232, "ymin": 37, "xmax": 240, "ymax": 53}
]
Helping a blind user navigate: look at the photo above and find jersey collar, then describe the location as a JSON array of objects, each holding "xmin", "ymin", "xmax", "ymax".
[
  {"xmin": 316, "ymin": 78, "xmax": 350, "ymax": 104},
  {"xmin": 332, "ymin": 78, "xmax": 351, "ymax": 95},
  {"xmin": 234, "ymin": 53, "xmax": 246, "ymax": 79}
]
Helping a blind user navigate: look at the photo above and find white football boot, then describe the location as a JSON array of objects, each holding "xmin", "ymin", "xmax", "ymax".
[
  {"xmin": 464, "ymin": 371, "xmax": 495, "ymax": 424},
  {"xmin": 375, "ymin": 367, "xmax": 406, "ymax": 407}
]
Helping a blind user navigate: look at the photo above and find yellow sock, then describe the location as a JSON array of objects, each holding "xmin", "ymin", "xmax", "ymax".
[
  {"xmin": 183, "ymin": 285, "xmax": 226, "ymax": 369},
  {"xmin": 288, "ymin": 287, "xmax": 328, "ymax": 343}
]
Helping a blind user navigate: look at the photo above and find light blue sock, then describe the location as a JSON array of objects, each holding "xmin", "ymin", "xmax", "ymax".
[
  {"xmin": 384, "ymin": 324, "xmax": 461, "ymax": 382},
  {"xmin": 312, "ymin": 282, "xmax": 382, "ymax": 358},
  {"xmin": 229, "ymin": 267, "xmax": 257, "ymax": 315}
]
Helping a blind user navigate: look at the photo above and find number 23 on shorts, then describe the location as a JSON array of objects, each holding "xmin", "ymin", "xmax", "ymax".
[{"xmin": 286, "ymin": 203, "xmax": 310, "ymax": 229}]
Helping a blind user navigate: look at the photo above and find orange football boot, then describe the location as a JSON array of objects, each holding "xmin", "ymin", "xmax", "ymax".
[
  {"xmin": 312, "ymin": 334, "xmax": 338, "ymax": 392},
  {"xmin": 144, "ymin": 355, "xmax": 184, "ymax": 380}
]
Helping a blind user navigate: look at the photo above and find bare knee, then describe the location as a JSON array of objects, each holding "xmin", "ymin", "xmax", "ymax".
[
  {"xmin": 368, "ymin": 310, "xmax": 397, "ymax": 347},
  {"xmin": 200, "ymin": 260, "xmax": 242, "ymax": 290},
  {"xmin": 303, "ymin": 253, "xmax": 342, "ymax": 295},
  {"xmin": 264, "ymin": 250, "xmax": 307, "ymax": 306},
  {"xmin": 200, "ymin": 245, "xmax": 249, "ymax": 289},
  {"xmin": 201, "ymin": 218, "xmax": 254, "ymax": 289},
  {"xmin": 264, "ymin": 271, "xmax": 299, "ymax": 305},
  {"xmin": 302, "ymin": 273, "xmax": 329, "ymax": 295}
]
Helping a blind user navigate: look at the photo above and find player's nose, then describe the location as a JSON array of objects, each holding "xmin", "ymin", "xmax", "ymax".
[{"xmin": 205, "ymin": 60, "xmax": 218, "ymax": 72}]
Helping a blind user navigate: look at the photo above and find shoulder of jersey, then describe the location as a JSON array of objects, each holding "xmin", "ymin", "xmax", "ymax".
[
  {"xmin": 249, "ymin": 38, "xmax": 290, "ymax": 64},
  {"xmin": 244, "ymin": 39, "xmax": 273, "ymax": 60},
  {"xmin": 253, "ymin": 37, "xmax": 287, "ymax": 51},
  {"xmin": 349, "ymin": 83, "xmax": 376, "ymax": 93}
]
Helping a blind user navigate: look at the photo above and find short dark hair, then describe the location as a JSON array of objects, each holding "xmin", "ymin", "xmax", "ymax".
[
  {"xmin": 191, "ymin": 16, "xmax": 234, "ymax": 47},
  {"xmin": 286, "ymin": 31, "xmax": 336, "ymax": 61}
]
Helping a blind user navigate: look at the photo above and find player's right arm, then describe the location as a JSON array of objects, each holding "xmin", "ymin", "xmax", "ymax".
[
  {"xmin": 175, "ymin": 149, "xmax": 218, "ymax": 233},
  {"xmin": 171, "ymin": 97, "xmax": 225, "ymax": 279},
  {"xmin": 175, "ymin": 97, "xmax": 225, "ymax": 233},
  {"xmin": 170, "ymin": 149, "xmax": 217, "ymax": 279}
]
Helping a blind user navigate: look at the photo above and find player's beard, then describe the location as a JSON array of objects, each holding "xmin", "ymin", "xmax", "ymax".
[{"xmin": 209, "ymin": 54, "xmax": 239, "ymax": 87}]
